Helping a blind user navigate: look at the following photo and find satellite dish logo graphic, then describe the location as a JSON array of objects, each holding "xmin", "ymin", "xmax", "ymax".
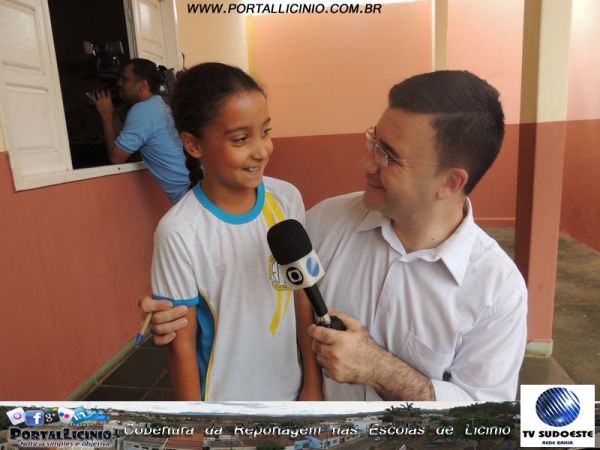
[{"xmin": 536, "ymin": 387, "xmax": 581, "ymax": 427}]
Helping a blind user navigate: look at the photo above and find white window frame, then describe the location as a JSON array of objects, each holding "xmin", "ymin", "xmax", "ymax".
[{"xmin": 0, "ymin": 0, "xmax": 182, "ymax": 192}]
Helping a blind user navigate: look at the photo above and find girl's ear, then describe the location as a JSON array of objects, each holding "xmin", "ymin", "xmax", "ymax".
[{"xmin": 181, "ymin": 132, "xmax": 202, "ymax": 159}]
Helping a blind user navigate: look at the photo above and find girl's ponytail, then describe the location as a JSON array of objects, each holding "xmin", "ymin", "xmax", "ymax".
[{"xmin": 185, "ymin": 152, "xmax": 203, "ymax": 190}]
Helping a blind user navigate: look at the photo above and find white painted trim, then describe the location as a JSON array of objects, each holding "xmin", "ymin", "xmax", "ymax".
[
  {"xmin": 432, "ymin": 0, "xmax": 448, "ymax": 71},
  {"xmin": 14, "ymin": 161, "xmax": 147, "ymax": 191},
  {"xmin": 123, "ymin": 0, "xmax": 137, "ymax": 58},
  {"xmin": 537, "ymin": 0, "xmax": 573, "ymax": 122},
  {"xmin": 160, "ymin": 0, "xmax": 183, "ymax": 70}
]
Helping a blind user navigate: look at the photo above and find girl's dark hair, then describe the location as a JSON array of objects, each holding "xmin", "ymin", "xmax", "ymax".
[{"xmin": 169, "ymin": 63, "xmax": 265, "ymax": 190}]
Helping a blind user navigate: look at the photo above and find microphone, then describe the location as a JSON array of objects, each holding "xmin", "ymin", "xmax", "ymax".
[{"xmin": 267, "ymin": 219, "xmax": 345, "ymax": 330}]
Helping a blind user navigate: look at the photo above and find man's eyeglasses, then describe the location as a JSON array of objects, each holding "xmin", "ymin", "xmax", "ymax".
[{"xmin": 365, "ymin": 127, "xmax": 438, "ymax": 167}]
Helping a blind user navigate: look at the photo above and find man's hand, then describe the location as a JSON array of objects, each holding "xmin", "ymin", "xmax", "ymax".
[
  {"xmin": 309, "ymin": 309, "xmax": 435, "ymax": 400},
  {"xmin": 308, "ymin": 309, "xmax": 384, "ymax": 385},
  {"xmin": 86, "ymin": 89, "xmax": 114, "ymax": 118},
  {"xmin": 139, "ymin": 296, "xmax": 190, "ymax": 345}
]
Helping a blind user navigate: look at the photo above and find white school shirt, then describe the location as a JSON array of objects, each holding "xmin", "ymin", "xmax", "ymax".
[
  {"xmin": 152, "ymin": 177, "xmax": 304, "ymax": 400},
  {"xmin": 306, "ymin": 192, "xmax": 528, "ymax": 401}
]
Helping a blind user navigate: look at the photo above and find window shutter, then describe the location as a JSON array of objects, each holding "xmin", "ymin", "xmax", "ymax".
[
  {"xmin": 131, "ymin": 0, "xmax": 167, "ymax": 65},
  {"xmin": 0, "ymin": 0, "xmax": 72, "ymax": 190}
]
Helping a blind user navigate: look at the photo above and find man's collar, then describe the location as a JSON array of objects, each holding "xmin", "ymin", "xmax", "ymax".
[
  {"xmin": 356, "ymin": 209, "xmax": 408, "ymax": 255},
  {"xmin": 433, "ymin": 198, "xmax": 478, "ymax": 285},
  {"xmin": 356, "ymin": 209, "xmax": 388, "ymax": 232},
  {"xmin": 354, "ymin": 199, "xmax": 478, "ymax": 285}
]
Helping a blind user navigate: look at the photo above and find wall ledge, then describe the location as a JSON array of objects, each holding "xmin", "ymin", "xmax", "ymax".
[
  {"xmin": 526, "ymin": 340, "xmax": 554, "ymax": 357},
  {"xmin": 67, "ymin": 336, "xmax": 142, "ymax": 400}
]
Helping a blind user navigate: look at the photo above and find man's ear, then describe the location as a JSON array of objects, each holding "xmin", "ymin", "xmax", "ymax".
[
  {"xmin": 437, "ymin": 167, "xmax": 469, "ymax": 200},
  {"xmin": 181, "ymin": 132, "xmax": 202, "ymax": 159},
  {"xmin": 138, "ymin": 78, "xmax": 150, "ymax": 95}
]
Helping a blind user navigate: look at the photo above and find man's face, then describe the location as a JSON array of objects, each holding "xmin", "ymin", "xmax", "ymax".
[
  {"xmin": 360, "ymin": 107, "xmax": 443, "ymax": 220},
  {"xmin": 117, "ymin": 64, "xmax": 142, "ymax": 104}
]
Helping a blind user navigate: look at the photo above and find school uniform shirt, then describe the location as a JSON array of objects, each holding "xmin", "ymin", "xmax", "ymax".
[
  {"xmin": 306, "ymin": 192, "xmax": 528, "ymax": 401},
  {"xmin": 152, "ymin": 177, "xmax": 304, "ymax": 400},
  {"xmin": 115, "ymin": 95, "xmax": 189, "ymax": 204}
]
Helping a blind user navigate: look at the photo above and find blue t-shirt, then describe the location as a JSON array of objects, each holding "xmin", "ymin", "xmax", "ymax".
[{"xmin": 115, "ymin": 95, "xmax": 189, "ymax": 203}]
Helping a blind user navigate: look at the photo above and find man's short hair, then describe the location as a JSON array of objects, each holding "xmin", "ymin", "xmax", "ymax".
[
  {"xmin": 126, "ymin": 58, "xmax": 161, "ymax": 94},
  {"xmin": 388, "ymin": 70, "xmax": 505, "ymax": 195}
]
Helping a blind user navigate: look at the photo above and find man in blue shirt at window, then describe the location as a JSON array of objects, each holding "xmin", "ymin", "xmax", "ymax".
[{"xmin": 88, "ymin": 58, "xmax": 189, "ymax": 204}]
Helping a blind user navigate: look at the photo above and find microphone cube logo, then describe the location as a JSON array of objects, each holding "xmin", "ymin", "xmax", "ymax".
[
  {"xmin": 286, "ymin": 267, "xmax": 304, "ymax": 285},
  {"xmin": 520, "ymin": 384, "xmax": 595, "ymax": 447},
  {"xmin": 279, "ymin": 251, "xmax": 324, "ymax": 290},
  {"xmin": 6, "ymin": 407, "xmax": 26, "ymax": 425}
]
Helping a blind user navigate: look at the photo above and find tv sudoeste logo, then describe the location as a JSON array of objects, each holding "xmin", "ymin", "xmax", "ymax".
[{"xmin": 520, "ymin": 385, "xmax": 595, "ymax": 448}]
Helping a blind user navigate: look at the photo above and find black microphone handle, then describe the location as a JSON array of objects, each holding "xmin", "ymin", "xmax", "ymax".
[
  {"xmin": 303, "ymin": 285, "xmax": 347, "ymax": 331},
  {"xmin": 326, "ymin": 315, "xmax": 347, "ymax": 331},
  {"xmin": 304, "ymin": 284, "xmax": 329, "ymax": 318}
]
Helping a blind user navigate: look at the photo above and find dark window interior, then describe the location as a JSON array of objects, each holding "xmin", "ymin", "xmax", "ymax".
[{"xmin": 48, "ymin": 0, "xmax": 138, "ymax": 169}]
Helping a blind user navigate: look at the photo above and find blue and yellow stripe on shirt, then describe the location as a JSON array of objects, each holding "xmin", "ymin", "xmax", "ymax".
[
  {"xmin": 262, "ymin": 192, "xmax": 293, "ymax": 336},
  {"xmin": 152, "ymin": 292, "xmax": 216, "ymax": 401},
  {"xmin": 195, "ymin": 290, "xmax": 216, "ymax": 401}
]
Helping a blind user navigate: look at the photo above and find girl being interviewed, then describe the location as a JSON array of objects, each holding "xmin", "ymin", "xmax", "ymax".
[{"xmin": 151, "ymin": 62, "xmax": 322, "ymax": 400}]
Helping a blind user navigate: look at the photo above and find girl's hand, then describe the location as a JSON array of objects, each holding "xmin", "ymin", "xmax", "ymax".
[{"xmin": 139, "ymin": 296, "xmax": 190, "ymax": 345}]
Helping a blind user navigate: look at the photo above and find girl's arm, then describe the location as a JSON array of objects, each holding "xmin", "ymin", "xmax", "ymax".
[
  {"xmin": 168, "ymin": 306, "xmax": 201, "ymax": 400},
  {"xmin": 294, "ymin": 290, "xmax": 323, "ymax": 400}
]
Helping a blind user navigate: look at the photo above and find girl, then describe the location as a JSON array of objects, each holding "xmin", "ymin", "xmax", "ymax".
[{"xmin": 151, "ymin": 63, "xmax": 322, "ymax": 401}]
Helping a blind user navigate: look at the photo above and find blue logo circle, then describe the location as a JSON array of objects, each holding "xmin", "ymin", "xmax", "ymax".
[
  {"xmin": 306, "ymin": 257, "xmax": 320, "ymax": 277},
  {"xmin": 536, "ymin": 387, "xmax": 581, "ymax": 427}
]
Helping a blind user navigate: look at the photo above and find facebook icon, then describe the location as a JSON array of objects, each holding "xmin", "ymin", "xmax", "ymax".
[{"xmin": 25, "ymin": 410, "xmax": 45, "ymax": 426}]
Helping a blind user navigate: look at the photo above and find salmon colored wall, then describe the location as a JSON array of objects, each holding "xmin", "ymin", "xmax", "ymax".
[
  {"xmin": 266, "ymin": 134, "xmax": 365, "ymax": 209},
  {"xmin": 560, "ymin": 0, "xmax": 600, "ymax": 253},
  {"xmin": 250, "ymin": 1, "xmax": 432, "ymax": 138},
  {"xmin": 447, "ymin": 0, "xmax": 524, "ymax": 125},
  {"xmin": 515, "ymin": 121, "xmax": 568, "ymax": 343},
  {"xmin": 561, "ymin": 120, "xmax": 600, "ymax": 253},
  {"xmin": 267, "ymin": 124, "xmax": 519, "ymax": 225},
  {"xmin": 0, "ymin": 152, "xmax": 170, "ymax": 399},
  {"xmin": 252, "ymin": 0, "xmax": 520, "ymax": 223},
  {"xmin": 567, "ymin": 0, "xmax": 600, "ymax": 121},
  {"xmin": 444, "ymin": 0, "xmax": 525, "ymax": 226},
  {"xmin": 469, "ymin": 125, "xmax": 519, "ymax": 226}
]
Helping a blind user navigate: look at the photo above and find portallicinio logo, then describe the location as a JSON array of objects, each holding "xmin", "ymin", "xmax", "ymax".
[{"xmin": 536, "ymin": 387, "xmax": 581, "ymax": 427}]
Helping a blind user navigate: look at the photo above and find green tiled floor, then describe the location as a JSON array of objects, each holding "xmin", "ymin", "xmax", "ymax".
[{"xmin": 84, "ymin": 340, "xmax": 174, "ymax": 401}]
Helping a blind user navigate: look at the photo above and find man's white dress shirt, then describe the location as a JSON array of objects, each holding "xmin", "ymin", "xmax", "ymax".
[{"xmin": 306, "ymin": 192, "xmax": 528, "ymax": 401}]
